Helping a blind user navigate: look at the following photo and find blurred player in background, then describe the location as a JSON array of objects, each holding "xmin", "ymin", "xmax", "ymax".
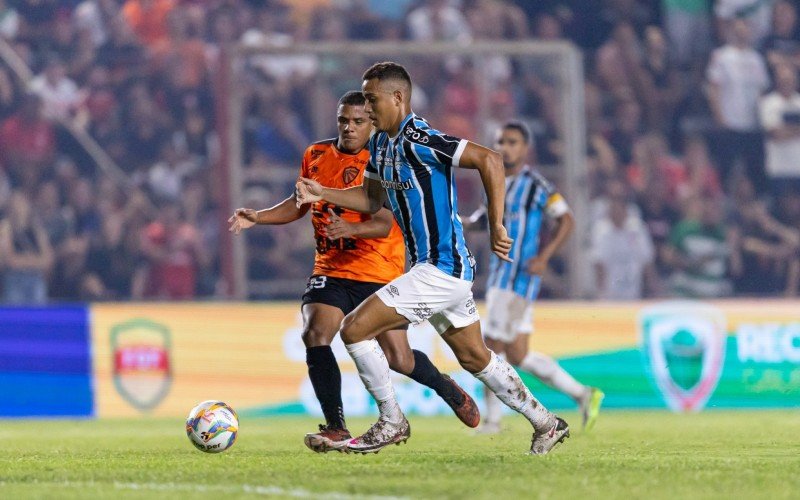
[
  {"xmin": 296, "ymin": 62, "xmax": 569, "ymax": 455},
  {"xmin": 229, "ymin": 91, "xmax": 478, "ymax": 453},
  {"xmin": 464, "ymin": 121, "xmax": 604, "ymax": 434}
]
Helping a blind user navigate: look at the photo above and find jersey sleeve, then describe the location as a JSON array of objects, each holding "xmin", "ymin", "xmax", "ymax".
[
  {"xmin": 405, "ymin": 124, "xmax": 468, "ymax": 169},
  {"xmin": 544, "ymin": 192, "xmax": 570, "ymax": 218},
  {"xmin": 364, "ymin": 134, "xmax": 380, "ymax": 181},
  {"xmin": 532, "ymin": 173, "xmax": 570, "ymax": 218}
]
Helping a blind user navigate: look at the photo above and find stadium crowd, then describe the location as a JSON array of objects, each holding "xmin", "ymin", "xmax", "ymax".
[{"xmin": 0, "ymin": 0, "xmax": 798, "ymax": 303}]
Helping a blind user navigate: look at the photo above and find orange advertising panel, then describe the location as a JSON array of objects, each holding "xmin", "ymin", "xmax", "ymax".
[{"xmin": 91, "ymin": 303, "xmax": 310, "ymax": 417}]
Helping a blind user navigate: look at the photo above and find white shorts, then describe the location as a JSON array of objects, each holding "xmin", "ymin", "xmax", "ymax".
[
  {"xmin": 376, "ymin": 263, "xmax": 479, "ymax": 335},
  {"xmin": 483, "ymin": 287, "xmax": 534, "ymax": 343}
]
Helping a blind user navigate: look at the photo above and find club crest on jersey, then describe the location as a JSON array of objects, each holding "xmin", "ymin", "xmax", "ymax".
[
  {"xmin": 639, "ymin": 302, "xmax": 726, "ymax": 413},
  {"xmin": 342, "ymin": 166, "xmax": 359, "ymax": 185}
]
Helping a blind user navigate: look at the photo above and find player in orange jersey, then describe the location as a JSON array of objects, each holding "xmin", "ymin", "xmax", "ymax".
[{"xmin": 229, "ymin": 91, "xmax": 479, "ymax": 453}]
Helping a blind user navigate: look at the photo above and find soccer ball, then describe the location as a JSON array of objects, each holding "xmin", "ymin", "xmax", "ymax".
[{"xmin": 185, "ymin": 400, "xmax": 239, "ymax": 453}]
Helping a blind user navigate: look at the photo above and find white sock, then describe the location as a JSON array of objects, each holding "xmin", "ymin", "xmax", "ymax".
[
  {"xmin": 482, "ymin": 385, "xmax": 502, "ymax": 425},
  {"xmin": 482, "ymin": 353, "xmax": 505, "ymax": 425},
  {"xmin": 474, "ymin": 351, "xmax": 555, "ymax": 432},
  {"xmin": 345, "ymin": 339, "xmax": 403, "ymax": 424},
  {"xmin": 518, "ymin": 352, "xmax": 588, "ymax": 402}
]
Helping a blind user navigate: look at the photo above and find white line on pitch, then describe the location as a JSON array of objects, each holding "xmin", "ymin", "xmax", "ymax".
[{"xmin": 114, "ymin": 481, "xmax": 409, "ymax": 499}]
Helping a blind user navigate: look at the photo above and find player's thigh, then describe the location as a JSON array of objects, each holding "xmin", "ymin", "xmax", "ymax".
[
  {"xmin": 301, "ymin": 302, "xmax": 345, "ymax": 347},
  {"xmin": 441, "ymin": 321, "xmax": 492, "ymax": 373},
  {"xmin": 300, "ymin": 275, "xmax": 350, "ymax": 347},
  {"xmin": 376, "ymin": 327, "xmax": 415, "ymax": 375},
  {"xmin": 341, "ymin": 293, "xmax": 409, "ymax": 344}
]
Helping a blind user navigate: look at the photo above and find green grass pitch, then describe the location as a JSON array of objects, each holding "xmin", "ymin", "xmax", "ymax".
[{"xmin": 1, "ymin": 411, "xmax": 798, "ymax": 499}]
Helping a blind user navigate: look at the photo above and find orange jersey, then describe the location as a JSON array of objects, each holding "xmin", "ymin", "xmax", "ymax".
[{"xmin": 300, "ymin": 139, "xmax": 405, "ymax": 283}]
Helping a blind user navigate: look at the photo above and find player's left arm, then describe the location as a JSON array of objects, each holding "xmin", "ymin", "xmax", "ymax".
[
  {"xmin": 527, "ymin": 197, "xmax": 574, "ymax": 275},
  {"xmin": 324, "ymin": 207, "xmax": 395, "ymax": 240},
  {"xmin": 458, "ymin": 142, "xmax": 513, "ymax": 262}
]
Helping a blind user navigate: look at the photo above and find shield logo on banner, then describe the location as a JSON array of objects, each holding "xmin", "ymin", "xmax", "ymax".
[
  {"xmin": 639, "ymin": 302, "xmax": 726, "ymax": 412},
  {"xmin": 342, "ymin": 166, "xmax": 359, "ymax": 185},
  {"xmin": 111, "ymin": 318, "xmax": 172, "ymax": 412}
]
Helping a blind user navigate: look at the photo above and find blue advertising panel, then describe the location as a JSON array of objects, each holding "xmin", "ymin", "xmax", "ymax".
[{"xmin": 0, "ymin": 306, "xmax": 93, "ymax": 417}]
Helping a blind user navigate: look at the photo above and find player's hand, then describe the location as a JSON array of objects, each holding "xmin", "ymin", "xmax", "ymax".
[
  {"xmin": 295, "ymin": 178, "xmax": 324, "ymax": 207},
  {"xmin": 526, "ymin": 255, "xmax": 549, "ymax": 275},
  {"xmin": 228, "ymin": 208, "xmax": 257, "ymax": 235},
  {"xmin": 324, "ymin": 208, "xmax": 356, "ymax": 239},
  {"xmin": 490, "ymin": 224, "xmax": 513, "ymax": 262}
]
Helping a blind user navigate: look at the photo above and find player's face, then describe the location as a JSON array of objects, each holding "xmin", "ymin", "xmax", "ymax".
[
  {"xmin": 362, "ymin": 78, "xmax": 399, "ymax": 132},
  {"xmin": 495, "ymin": 128, "xmax": 529, "ymax": 169},
  {"xmin": 337, "ymin": 104, "xmax": 372, "ymax": 153}
]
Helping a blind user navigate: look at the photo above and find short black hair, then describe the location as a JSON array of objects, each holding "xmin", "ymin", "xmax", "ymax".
[
  {"xmin": 338, "ymin": 90, "xmax": 366, "ymax": 107},
  {"xmin": 502, "ymin": 121, "xmax": 531, "ymax": 144},
  {"xmin": 362, "ymin": 61, "xmax": 412, "ymax": 87}
]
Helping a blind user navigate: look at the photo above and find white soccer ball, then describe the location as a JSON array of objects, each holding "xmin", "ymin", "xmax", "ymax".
[{"xmin": 185, "ymin": 400, "xmax": 239, "ymax": 453}]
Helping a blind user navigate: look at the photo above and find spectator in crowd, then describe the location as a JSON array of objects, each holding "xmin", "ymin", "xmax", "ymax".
[
  {"xmin": 638, "ymin": 178, "xmax": 680, "ymax": 281},
  {"xmin": 0, "ymin": 191, "xmax": 54, "ymax": 304},
  {"xmin": 762, "ymin": 0, "xmax": 800, "ymax": 69},
  {"xmin": 35, "ymin": 180, "xmax": 72, "ymax": 251},
  {"xmin": 759, "ymin": 63, "xmax": 800, "ymax": 196},
  {"xmin": 664, "ymin": 195, "xmax": 741, "ymax": 298},
  {"xmin": 0, "ymin": 94, "xmax": 55, "ymax": 190},
  {"xmin": 728, "ymin": 175, "xmax": 800, "ymax": 296},
  {"xmin": 607, "ymin": 96, "xmax": 645, "ymax": 166},
  {"xmin": 663, "ymin": 0, "xmax": 711, "ymax": 67},
  {"xmin": 590, "ymin": 180, "xmax": 657, "ymax": 300},
  {"xmin": 626, "ymin": 132, "xmax": 688, "ymax": 202},
  {"xmin": 706, "ymin": 19, "xmax": 770, "ymax": 190},
  {"xmin": 595, "ymin": 21, "xmax": 647, "ymax": 101},
  {"xmin": 406, "ymin": 0, "xmax": 472, "ymax": 42},
  {"xmin": 0, "ymin": 0, "xmax": 20, "ymax": 40},
  {"xmin": 772, "ymin": 187, "xmax": 800, "ymax": 228},
  {"xmin": 715, "ymin": 0, "xmax": 774, "ymax": 49},
  {"xmin": 640, "ymin": 25, "xmax": 684, "ymax": 131},
  {"xmin": 122, "ymin": 0, "xmax": 175, "ymax": 48},
  {"xmin": 138, "ymin": 201, "xmax": 208, "ymax": 300},
  {"xmin": 682, "ymin": 136, "xmax": 723, "ymax": 201},
  {"xmin": 29, "ymin": 56, "xmax": 86, "ymax": 122},
  {"xmin": 147, "ymin": 141, "xmax": 200, "ymax": 202}
]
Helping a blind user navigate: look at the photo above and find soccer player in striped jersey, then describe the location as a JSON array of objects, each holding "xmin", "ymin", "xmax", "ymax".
[
  {"xmin": 229, "ymin": 91, "xmax": 478, "ymax": 454},
  {"xmin": 296, "ymin": 62, "xmax": 569, "ymax": 455},
  {"xmin": 464, "ymin": 122, "xmax": 604, "ymax": 435}
]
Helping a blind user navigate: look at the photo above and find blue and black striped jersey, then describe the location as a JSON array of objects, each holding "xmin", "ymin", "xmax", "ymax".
[
  {"xmin": 364, "ymin": 113, "xmax": 476, "ymax": 281},
  {"xmin": 487, "ymin": 166, "xmax": 570, "ymax": 301}
]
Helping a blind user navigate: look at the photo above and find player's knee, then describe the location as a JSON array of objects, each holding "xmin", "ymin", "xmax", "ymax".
[
  {"xmin": 301, "ymin": 326, "xmax": 333, "ymax": 347},
  {"xmin": 339, "ymin": 313, "xmax": 369, "ymax": 344},
  {"xmin": 457, "ymin": 348, "xmax": 491, "ymax": 374},
  {"xmin": 386, "ymin": 348, "xmax": 414, "ymax": 375}
]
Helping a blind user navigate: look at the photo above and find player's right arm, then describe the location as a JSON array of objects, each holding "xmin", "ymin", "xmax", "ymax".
[
  {"xmin": 228, "ymin": 194, "xmax": 309, "ymax": 235},
  {"xmin": 457, "ymin": 142, "xmax": 513, "ymax": 262},
  {"xmin": 295, "ymin": 176, "xmax": 386, "ymax": 215}
]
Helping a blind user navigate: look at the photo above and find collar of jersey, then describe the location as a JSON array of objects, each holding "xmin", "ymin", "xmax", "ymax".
[{"xmin": 388, "ymin": 113, "xmax": 416, "ymax": 141}]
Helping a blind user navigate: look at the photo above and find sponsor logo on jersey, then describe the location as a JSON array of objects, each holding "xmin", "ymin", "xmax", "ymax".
[{"xmin": 380, "ymin": 179, "xmax": 413, "ymax": 191}]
